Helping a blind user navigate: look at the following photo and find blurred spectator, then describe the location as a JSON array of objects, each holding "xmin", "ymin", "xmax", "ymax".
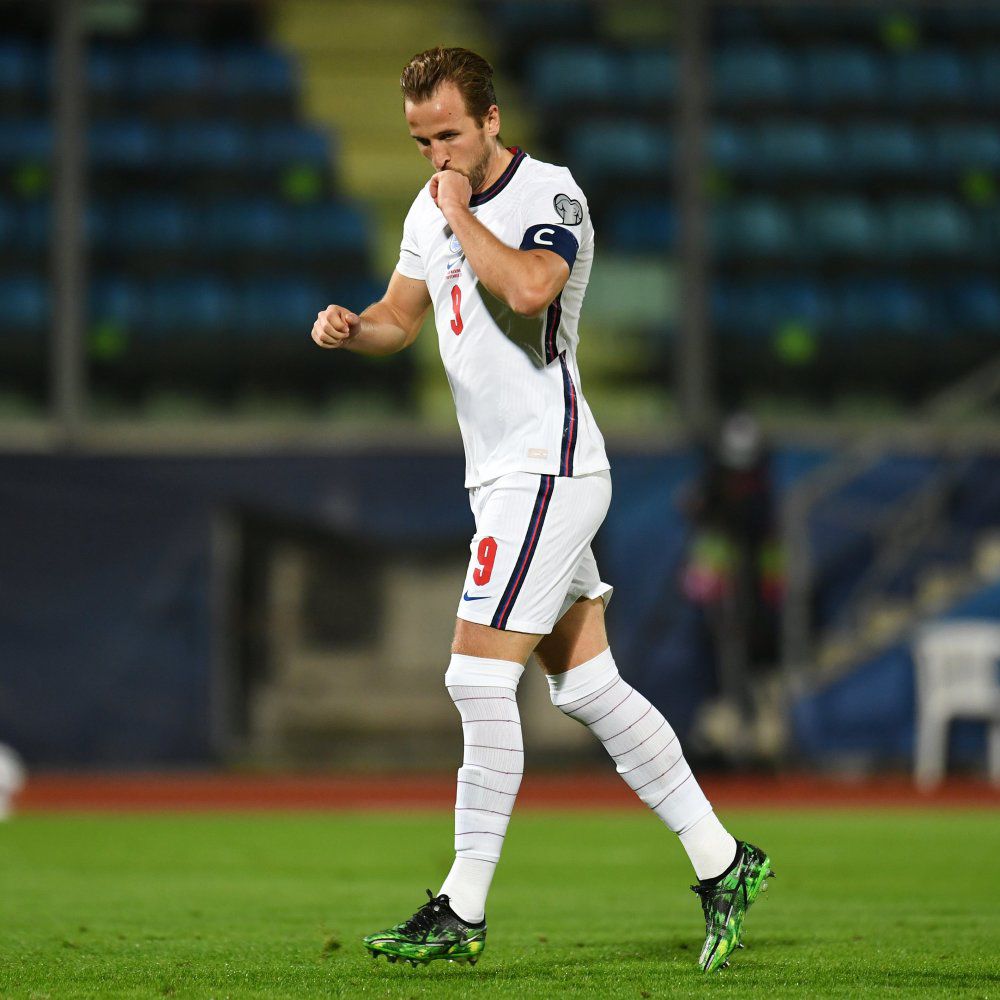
[{"xmin": 681, "ymin": 412, "xmax": 784, "ymax": 761}]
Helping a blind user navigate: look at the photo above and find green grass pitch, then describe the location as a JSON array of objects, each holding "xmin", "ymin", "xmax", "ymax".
[{"xmin": 1, "ymin": 809, "xmax": 998, "ymax": 998}]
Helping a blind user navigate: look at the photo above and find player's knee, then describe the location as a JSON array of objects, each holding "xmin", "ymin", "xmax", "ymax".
[
  {"xmin": 444, "ymin": 652, "xmax": 525, "ymax": 697},
  {"xmin": 546, "ymin": 647, "xmax": 619, "ymax": 711}
]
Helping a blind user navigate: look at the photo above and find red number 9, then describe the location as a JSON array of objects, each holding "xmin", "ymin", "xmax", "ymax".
[
  {"xmin": 450, "ymin": 285, "xmax": 463, "ymax": 335},
  {"xmin": 473, "ymin": 536, "xmax": 497, "ymax": 585}
]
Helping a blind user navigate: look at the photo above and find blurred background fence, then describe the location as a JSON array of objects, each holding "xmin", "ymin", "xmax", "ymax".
[{"xmin": 2, "ymin": 0, "xmax": 999, "ymax": 782}]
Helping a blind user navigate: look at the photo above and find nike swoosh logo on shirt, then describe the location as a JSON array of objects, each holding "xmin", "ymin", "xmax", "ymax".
[{"xmin": 463, "ymin": 592, "xmax": 492, "ymax": 601}]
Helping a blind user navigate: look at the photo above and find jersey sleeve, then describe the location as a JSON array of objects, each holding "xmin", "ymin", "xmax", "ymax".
[
  {"xmin": 396, "ymin": 196, "xmax": 426, "ymax": 281},
  {"xmin": 517, "ymin": 170, "xmax": 588, "ymax": 270}
]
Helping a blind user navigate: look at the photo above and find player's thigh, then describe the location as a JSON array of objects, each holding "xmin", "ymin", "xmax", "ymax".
[
  {"xmin": 452, "ymin": 617, "xmax": 541, "ymax": 665},
  {"xmin": 534, "ymin": 596, "xmax": 609, "ymax": 675}
]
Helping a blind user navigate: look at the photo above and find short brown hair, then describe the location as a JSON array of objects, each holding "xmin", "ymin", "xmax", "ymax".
[{"xmin": 400, "ymin": 46, "xmax": 498, "ymax": 122}]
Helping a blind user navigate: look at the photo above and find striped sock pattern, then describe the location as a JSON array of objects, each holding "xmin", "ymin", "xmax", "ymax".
[
  {"xmin": 439, "ymin": 654, "xmax": 525, "ymax": 922},
  {"xmin": 547, "ymin": 648, "xmax": 713, "ymax": 836}
]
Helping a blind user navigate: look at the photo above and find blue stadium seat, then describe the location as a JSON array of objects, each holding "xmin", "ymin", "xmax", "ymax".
[
  {"xmin": 709, "ymin": 123, "xmax": 751, "ymax": 171},
  {"xmin": 129, "ymin": 43, "xmax": 210, "ymax": 97},
  {"xmin": 163, "ymin": 122, "xmax": 248, "ymax": 168},
  {"xmin": 891, "ymin": 51, "xmax": 972, "ymax": 105},
  {"xmin": 145, "ymin": 277, "xmax": 232, "ymax": 335},
  {"xmin": 87, "ymin": 47, "xmax": 127, "ymax": 96},
  {"xmin": 0, "ymin": 120, "xmax": 52, "ymax": 161},
  {"xmin": 979, "ymin": 51, "xmax": 1000, "ymax": 104},
  {"xmin": 257, "ymin": 124, "xmax": 330, "ymax": 167},
  {"xmin": 109, "ymin": 198, "xmax": 195, "ymax": 251},
  {"xmin": 20, "ymin": 201, "xmax": 49, "ymax": 251},
  {"xmin": 0, "ymin": 200, "xmax": 14, "ymax": 249},
  {"xmin": 217, "ymin": 47, "xmax": 297, "ymax": 98},
  {"xmin": 88, "ymin": 120, "xmax": 158, "ymax": 168},
  {"xmin": 801, "ymin": 48, "xmax": 885, "ymax": 105},
  {"xmin": 843, "ymin": 123, "xmax": 925, "ymax": 175},
  {"xmin": 0, "ymin": 41, "xmax": 42, "ymax": 93},
  {"xmin": 714, "ymin": 199, "xmax": 795, "ymax": 256},
  {"xmin": 750, "ymin": 122, "xmax": 836, "ymax": 174},
  {"xmin": 799, "ymin": 197, "xmax": 882, "ymax": 257},
  {"xmin": 713, "ymin": 279, "xmax": 830, "ymax": 334},
  {"xmin": 621, "ymin": 49, "xmax": 676, "ymax": 105},
  {"xmin": 606, "ymin": 199, "xmax": 675, "ymax": 252},
  {"xmin": 205, "ymin": 199, "xmax": 289, "ymax": 250},
  {"xmin": 569, "ymin": 121, "xmax": 671, "ymax": 180},
  {"xmin": 531, "ymin": 45, "xmax": 616, "ymax": 106},
  {"xmin": 714, "ymin": 46, "xmax": 795, "ymax": 105},
  {"xmin": 90, "ymin": 277, "xmax": 141, "ymax": 327},
  {"xmin": 837, "ymin": 279, "xmax": 927, "ymax": 334},
  {"xmin": 884, "ymin": 199, "xmax": 973, "ymax": 257},
  {"xmin": 0, "ymin": 276, "xmax": 47, "ymax": 330},
  {"xmin": 239, "ymin": 278, "xmax": 327, "ymax": 334},
  {"xmin": 292, "ymin": 202, "xmax": 369, "ymax": 253},
  {"xmin": 931, "ymin": 125, "xmax": 1000, "ymax": 172},
  {"xmin": 946, "ymin": 280, "xmax": 1000, "ymax": 331}
]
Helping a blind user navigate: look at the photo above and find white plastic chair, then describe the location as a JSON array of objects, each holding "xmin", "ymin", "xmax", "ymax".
[{"xmin": 913, "ymin": 620, "xmax": 1000, "ymax": 789}]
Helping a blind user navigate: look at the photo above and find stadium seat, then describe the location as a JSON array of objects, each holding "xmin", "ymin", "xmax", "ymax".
[
  {"xmin": 843, "ymin": 123, "xmax": 925, "ymax": 175},
  {"xmin": 979, "ymin": 51, "xmax": 1000, "ymax": 104},
  {"xmin": 568, "ymin": 121, "xmax": 671, "ymax": 181},
  {"xmin": 0, "ymin": 41, "xmax": 42, "ymax": 94},
  {"xmin": 129, "ymin": 43, "xmax": 210, "ymax": 97},
  {"xmin": 891, "ymin": 50, "xmax": 972, "ymax": 105},
  {"xmin": 87, "ymin": 47, "xmax": 127, "ymax": 96},
  {"xmin": 19, "ymin": 201, "xmax": 49, "ymax": 252},
  {"xmin": 292, "ymin": 202, "xmax": 370, "ymax": 254},
  {"xmin": 162, "ymin": 122, "xmax": 248, "ymax": 168},
  {"xmin": 709, "ymin": 123, "xmax": 751, "ymax": 171},
  {"xmin": 714, "ymin": 199, "xmax": 795, "ymax": 257},
  {"xmin": 799, "ymin": 197, "xmax": 882, "ymax": 257},
  {"xmin": 713, "ymin": 279, "xmax": 830, "ymax": 335},
  {"xmin": 0, "ymin": 200, "xmax": 14, "ymax": 248},
  {"xmin": 621, "ymin": 49, "xmax": 676, "ymax": 105},
  {"xmin": 530, "ymin": 45, "xmax": 616, "ymax": 106},
  {"xmin": 884, "ymin": 199, "xmax": 974, "ymax": 257},
  {"xmin": 750, "ymin": 122, "xmax": 837, "ymax": 175},
  {"xmin": 145, "ymin": 277, "xmax": 232, "ymax": 335},
  {"xmin": 88, "ymin": 120, "xmax": 158, "ymax": 169},
  {"xmin": 257, "ymin": 124, "xmax": 330, "ymax": 168},
  {"xmin": 90, "ymin": 276, "xmax": 142, "ymax": 327},
  {"xmin": 109, "ymin": 198, "xmax": 195, "ymax": 251},
  {"xmin": 0, "ymin": 119, "xmax": 52, "ymax": 162},
  {"xmin": 0, "ymin": 276, "xmax": 47, "ymax": 330},
  {"xmin": 217, "ymin": 47, "xmax": 297, "ymax": 99},
  {"xmin": 204, "ymin": 199, "xmax": 289, "ymax": 250},
  {"xmin": 801, "ymin": 48, "xmax": 886, "ymax": 106},
  {"xmin": 946, "ymin": 280, "xmax": 1000, "ymax": 331},
  {"xmin": 913, "ymin": 621, "xmax": 1000, "ymax": 789},
  {"xmin": 239, "ymin": 277, "xmax": 328, "ymax": 335},
  {"xmin": 836, "ymin": 278, "xmax": 927, "ymax": 334},
  {"xmin": 930, "ymin": 125, "xmax": 1000, "ymax": 172},
  {"xmin": 606, "ymin": 199, "xmax": 675, "ymax": 253},
  {"xmin": 714, "ymin": 45, "xmax": 795, "ymax": 105}
]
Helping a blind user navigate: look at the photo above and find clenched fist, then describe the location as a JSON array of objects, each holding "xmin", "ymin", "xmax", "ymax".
[{"xmin": 312, "ymin": 304, "xmax": 360, "ymax": 349}]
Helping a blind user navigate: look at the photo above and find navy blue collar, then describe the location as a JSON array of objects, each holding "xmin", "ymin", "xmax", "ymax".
[{"xmin": 470, "ymin": 147, "xmax": 526, "ymax": 207}]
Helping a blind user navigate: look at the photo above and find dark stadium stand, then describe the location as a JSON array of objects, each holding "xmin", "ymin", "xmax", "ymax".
[
  {"xmin": 0, "ymin": 7, "xmax": 412, "ymax": 409},
  {"xmin": 484, "ymin": 0, "xmax": 1000, "ymax": 404}
]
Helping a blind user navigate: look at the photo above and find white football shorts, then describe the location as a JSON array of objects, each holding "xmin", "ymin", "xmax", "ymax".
[{"xmin": 456, "ymin": 470, "xmax": 613, "ymax": 634}]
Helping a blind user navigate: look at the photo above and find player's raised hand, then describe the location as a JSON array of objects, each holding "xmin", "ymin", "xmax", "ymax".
[
  {"xmin": 312, "ymin": 304, "xmax": 360, "ymax": 349},
  {"xmin": 430, "ymin": 170, "xmax": 472, "ymax": 214}
]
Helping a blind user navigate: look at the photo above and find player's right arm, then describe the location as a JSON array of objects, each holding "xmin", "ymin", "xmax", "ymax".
[{"xmin": 311, "ymin": 270, "xmax": 431, "ymax": 356}]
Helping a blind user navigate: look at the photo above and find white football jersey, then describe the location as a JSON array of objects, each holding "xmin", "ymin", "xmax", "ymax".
[{"xmin": 396, "ymin": 149, "xmax": 610, "ymax": 488}]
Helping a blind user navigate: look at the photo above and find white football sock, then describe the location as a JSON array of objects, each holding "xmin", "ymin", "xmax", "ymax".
[
  {"xmin": 547, "ymin": 647, "xmax": 737, "ymax": 880},
  {"xmin": 438, "ymin": 653, "xmax": 525, "ymax": 923}
]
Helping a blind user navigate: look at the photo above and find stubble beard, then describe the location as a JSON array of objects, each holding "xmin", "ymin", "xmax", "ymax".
[{"xmin": 465, "ymin": 138, "xmax": 495, "ymax": 193}]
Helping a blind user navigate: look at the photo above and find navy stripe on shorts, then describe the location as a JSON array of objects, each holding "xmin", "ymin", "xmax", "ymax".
[{"xmin": 491, "ymin": 474, "xmax": 555, "ymax": 630}]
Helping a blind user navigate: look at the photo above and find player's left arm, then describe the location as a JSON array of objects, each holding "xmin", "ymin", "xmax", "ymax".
[{"xmin": 432, "ymin": 171, "xmax": 570, "ymax": 318}]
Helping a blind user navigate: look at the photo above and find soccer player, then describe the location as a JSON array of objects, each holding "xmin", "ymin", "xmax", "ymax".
[{"xmin": 311, "ymin": 46, "xmax": 772, "ymax": 973}]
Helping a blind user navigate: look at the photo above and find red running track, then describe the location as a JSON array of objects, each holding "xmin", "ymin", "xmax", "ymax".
[{"xmin": 13, "ymin": 771, "xmax": 1000, "ymax": 812}]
